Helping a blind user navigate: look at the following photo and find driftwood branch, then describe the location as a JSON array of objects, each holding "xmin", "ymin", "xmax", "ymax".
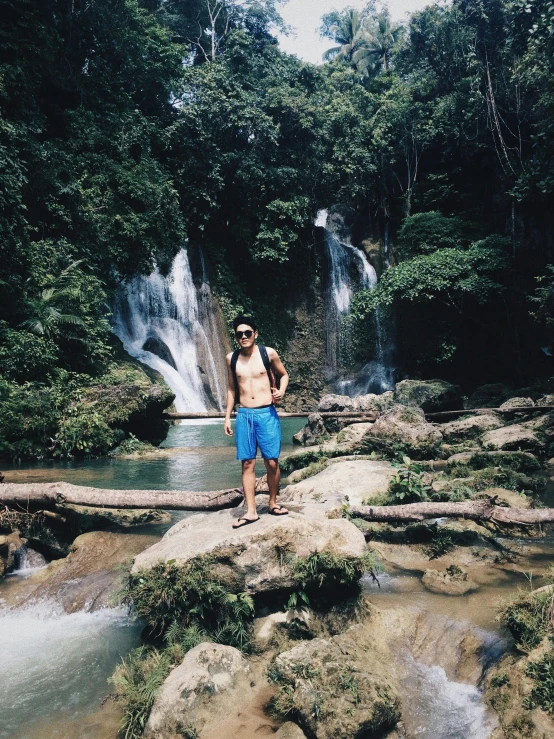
[{"xmin": 350, "ymin": 500, "xmax": 554, "ymax": 526}]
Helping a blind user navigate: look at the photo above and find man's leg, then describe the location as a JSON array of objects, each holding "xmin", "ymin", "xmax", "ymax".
[
  {"xmin": 264, "ymin": 457, "xmax": 288, "ymax": 514},
  {"xmin": 232, "ymin": 459, "xmax": 258, "ymax": 527}
]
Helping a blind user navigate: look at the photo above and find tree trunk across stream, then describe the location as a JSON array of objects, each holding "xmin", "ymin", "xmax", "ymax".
[{"xmin": 2, "ymin": 481, "xmax": 554, "ymax": 526}]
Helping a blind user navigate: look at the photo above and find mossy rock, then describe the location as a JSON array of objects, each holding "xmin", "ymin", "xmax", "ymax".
[{"xmin": 393, "ymin": 379, "xmax": 462, "ymax": 413}]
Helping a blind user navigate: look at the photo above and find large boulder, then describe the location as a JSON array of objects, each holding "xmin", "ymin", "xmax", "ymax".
[
  {"xmin": 481, "ymin": 424, "xmax": 543, "ymax": 453},
  {"xmin": 131, "ymin": 509, "xmax": 366, "ymax": 593},
  {"xmin": 293, "ymin": 413, "xmax": 327, "ymax": 446},
  {"xmin": 354, "ymin": 392, "xmax": 395, "ymax": 412},
  {"xmin": 274, "ymin": 624, "xmax": 401, "ymax": 739},
  {"xmin": 367, "ymin": 405, "xmax": 442, "ymax": 455},
  {"xmin": 440, "ymin": 413, "xmax": 504, "ymax": 442},
  {"xmin": 499, "ymin": 397, "xmax": 535, "ymax": 410},
  {"xmin": 282, "ymin": 459, "xmax": 394, "ymax": 512},
  {"xmin": 317, "ymin": 394, "xmax": 356, "ymax": 412},
  {"xmin": 393, "ymin": 379, "xmax": 461, "ymax": 413},
  {"xmin": 144, "ymin": 643, "xmax": 250, "ymax": 739},
  {"xmin": 466, "ymin": 383, "xmax": 511, "ymax": 409}
]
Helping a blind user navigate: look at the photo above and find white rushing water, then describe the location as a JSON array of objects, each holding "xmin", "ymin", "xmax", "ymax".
[
  {"xmin": 113, "ymin": 248, "xmax": 226, "ymax": 412},
  {"xmin": 316, "ymin": 209, "xmax": 394, "ymax": 394},
  {"xmin": 399, "ymin": 655, "xmax": 498, "ymax": 739},
  {"xmin": 0, "ymin": 602, "xmax": 141, "ymax": 739}
]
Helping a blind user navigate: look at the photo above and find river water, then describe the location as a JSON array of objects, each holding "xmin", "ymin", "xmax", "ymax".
[{"xmin": 1, "ymin": 419, "xmax": 551, "ymax": 738}]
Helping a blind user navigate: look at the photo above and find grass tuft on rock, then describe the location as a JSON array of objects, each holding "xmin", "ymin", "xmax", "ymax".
[{"xmin": 498, "ymin": 587, "xmax": 554, "ymax": 652}]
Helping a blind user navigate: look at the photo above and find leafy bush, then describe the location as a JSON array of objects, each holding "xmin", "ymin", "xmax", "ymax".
[
  {"xmin": 0, "ymin": 323, "xmax": 58, "ymax": 382},
  {"xmin": 395, "ymin": 211, "xmax": 471, "ymax": 260},
  {"xmin": 387, "ymin": 457, "xmax": 431, "ymax": 503},
  {"xmin": 124, "ymin": 557, "xmax": 255, "ymax": 651}
]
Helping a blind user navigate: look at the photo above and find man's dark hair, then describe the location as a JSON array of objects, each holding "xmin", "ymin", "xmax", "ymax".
[{"xmin": 233, "ymin": 315, "xmax": 257, "ymax": 332}]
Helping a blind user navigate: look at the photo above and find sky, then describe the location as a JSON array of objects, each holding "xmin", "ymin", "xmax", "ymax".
[{"xmin": 277, "ymin": 0, "xmax": 434, "ymax": 64}]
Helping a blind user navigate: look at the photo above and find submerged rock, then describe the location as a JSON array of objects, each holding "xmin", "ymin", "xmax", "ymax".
[
  {"xmin": 144, "ymin": 643, "xmax": 250, "ymax": 739},
  {"xmin": 393, "ymin": 379, "xmax": 462, "ymax": 413},
  {"xmin": 131, "ymin": 509, "xmax": 366, "ymax": 594},
  {"xmin": 274, "ymin": 623, "xmax": 401, "ymax": 739},
  {"xmin": 422, "ymin": 567, "xmax": 478, "ymax": 596},
  {"xmin": 440, "ymin": 413, "xmax": 504, "ymax": 442}
]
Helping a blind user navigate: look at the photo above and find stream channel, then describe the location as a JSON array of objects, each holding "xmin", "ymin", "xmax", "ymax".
[{"xmin": 1, "ymin": 418, "xmax": 552, "ymax": 739}]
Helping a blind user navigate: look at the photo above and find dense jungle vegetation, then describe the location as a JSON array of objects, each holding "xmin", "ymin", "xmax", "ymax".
[{"xmin": 1, "ymin": 0, "xmax": 554, "ymax": 459}]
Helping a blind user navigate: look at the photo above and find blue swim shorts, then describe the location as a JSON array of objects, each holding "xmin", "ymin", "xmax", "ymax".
[{"xmin": 235, "ymin": 405, "xmax": 281, "ymax": 460}]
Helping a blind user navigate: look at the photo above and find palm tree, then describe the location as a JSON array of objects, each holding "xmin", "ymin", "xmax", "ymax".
[
  {"xmin": 354, "ymin": 10, "xmax": 404, "ymax": 75},
  {"xmin": 322, "ymin": 9, "xmax": 367, "ymax": 64}
]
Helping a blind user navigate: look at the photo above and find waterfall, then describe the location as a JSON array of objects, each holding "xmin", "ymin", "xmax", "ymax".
[
  {"xmin": 113, "ymin": 248, "xmax": 227, "ymax": 412},
  {"xmin": 317, "ymin": 209, "xmax": 394, "ymax": 395}
]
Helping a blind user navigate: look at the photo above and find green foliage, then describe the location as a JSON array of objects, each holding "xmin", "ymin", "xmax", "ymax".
[
  {"xmin": 124, "ymin": 558, "xmax": 255, "ymax": 651},
  {"xmin": 395, "ymin": 212, "xmax": 472, "ymax": 259},
  {"xmin": 291, "ymin": 550, "xmax": 378, "ymax": 601},
  {"xmin": 110, "ymin": 646, "xmax": 175, "ymax": 739},
  {"xmin": 387, "ymin": 456, "xmax": 431, "ymax": 503},
  {"xmin": 498, "ymin": 589, "xmax": 554, "ymax": 652},
  {"xmin": 423, "ymin": 529, "xmax": 455, "ymax": 559},
  {"xmin": 525, "ymin": 648, "xmax": 554, "ymax": 713}
]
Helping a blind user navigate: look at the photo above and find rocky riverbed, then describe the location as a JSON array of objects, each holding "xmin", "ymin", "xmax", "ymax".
[{"xmin": 3, "ymin": 381, "xmax": 554, "ymax": 738}]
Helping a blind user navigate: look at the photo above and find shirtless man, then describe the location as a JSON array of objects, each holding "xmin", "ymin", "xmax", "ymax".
[{"xmin": 224, "ymin": 315, "xmax": 289, "ymax": 528}]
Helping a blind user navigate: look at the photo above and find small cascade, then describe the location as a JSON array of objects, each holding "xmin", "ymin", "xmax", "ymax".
[
  {"xmin": 317, "ymin": 209, "xmax": 394, "ymax": 395},
  {"xmin": 113, "ymin": 248, "xmax": 227, "ymax": 412}
]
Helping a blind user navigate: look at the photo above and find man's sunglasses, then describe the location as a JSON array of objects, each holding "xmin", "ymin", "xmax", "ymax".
[{"xmin": 235, "ymin": 330, "xmax": 254, "ymax": 339}]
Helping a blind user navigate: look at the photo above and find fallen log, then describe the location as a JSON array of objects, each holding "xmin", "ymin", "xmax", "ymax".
[
  {"xmin": 163, "ymin": 411, "xmax": 378, "ymax": 420},
  {"xmin": 426, "ymin": 406, "xmax": 554, "ymax": 420},
  {"xmin": 3, "ymin": 483, "xmax": 553, "ymax": 526},
  {"xmin": 0, "ymin": 481, "xmax": 253, "ymax": 511},
  {"xmin": 350, "ymin": 500, "xmax": 554, "ymax": 526}
]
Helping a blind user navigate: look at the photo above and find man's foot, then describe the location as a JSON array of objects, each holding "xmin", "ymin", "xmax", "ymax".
[
  {"xmin": 268, "ymin": 504, "xmax": 289, "ymax": 516},
  {"xmin": 232, "ymin": 515, "xmax": 260, "ymax": 529}
]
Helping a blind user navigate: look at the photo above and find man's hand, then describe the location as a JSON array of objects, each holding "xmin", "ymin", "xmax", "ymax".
[
  {"xmin": 224, "ymin": 418, "xmax": 233, "ymax": 436},
  {"xmin": 272, "ymin": 387, "xmax": 284, "ymax": 403}
]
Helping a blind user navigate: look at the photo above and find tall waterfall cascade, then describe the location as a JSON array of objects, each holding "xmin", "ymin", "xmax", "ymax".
[
  {"xmin": 113, "ymin": 248, "xmax": 227, "ymax": 413},
  {"xmin": 317, "ymin": 209, "xmax": 394, "ymax": 396}
]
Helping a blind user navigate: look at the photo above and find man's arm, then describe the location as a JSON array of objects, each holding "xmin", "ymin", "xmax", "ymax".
[
  {"xmin": 224, "ymin": 353, "xmax": 236, "ymax": 436},
  {"xmin": 267, "ymin": 347, "xmax": 289, "ymax": 403}
]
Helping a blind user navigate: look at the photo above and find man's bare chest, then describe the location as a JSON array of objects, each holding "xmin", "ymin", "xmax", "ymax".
[{"xmin": 236, "ymin": 353, "xmax": 268, "ymax": 382}]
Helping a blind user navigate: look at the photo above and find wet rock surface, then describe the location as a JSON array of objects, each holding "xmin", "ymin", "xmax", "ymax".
[
  {"xmin": 12, "ymin": 530, "xmax": 159, "ymax": 612},
  {"xmin": 422, "ymin": 567, "xmax": 479, "ymax": 596}
]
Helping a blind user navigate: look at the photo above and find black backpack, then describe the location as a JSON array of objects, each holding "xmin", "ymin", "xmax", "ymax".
[{"xmin": 231, "ymin": 344, "xmax": 277, "ymax": 405}]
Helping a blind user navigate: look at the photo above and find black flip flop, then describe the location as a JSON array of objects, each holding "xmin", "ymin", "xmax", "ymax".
[
  {"xmin": 269, "ymin": 505, "xmax": 289, "ymax": 516},
  {"xmin": 232, "ymin": 516, "xmax": 260, "ymax": 529}
]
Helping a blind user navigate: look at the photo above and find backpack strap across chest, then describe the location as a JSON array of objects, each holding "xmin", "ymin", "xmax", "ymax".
[{"xmin": 231, "ymin": 345, "xmax": 275, "ymax": 405}]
